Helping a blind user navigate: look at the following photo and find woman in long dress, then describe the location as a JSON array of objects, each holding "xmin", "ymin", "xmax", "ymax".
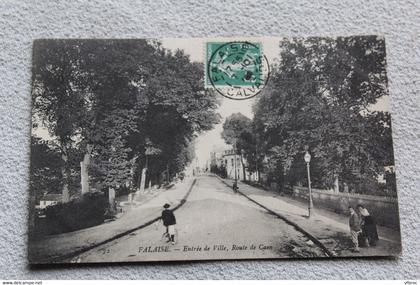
[{"xmin": 357, "ymin": 205, "xmax": 379, "ymax": 246}]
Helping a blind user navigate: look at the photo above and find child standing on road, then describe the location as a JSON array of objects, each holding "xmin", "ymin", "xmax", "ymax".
[
  {"xmin": 162, "ymin": 203, "xmax": 177, "ymax": 245},
  {"xmin": 348, "ymin": 206, "xmax": 362, "ymax": 252}
]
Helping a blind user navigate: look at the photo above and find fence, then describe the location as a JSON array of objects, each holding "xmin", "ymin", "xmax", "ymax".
[{"xmin": 292, "ymin": 186, "xmax": 401, "ymax": 230}]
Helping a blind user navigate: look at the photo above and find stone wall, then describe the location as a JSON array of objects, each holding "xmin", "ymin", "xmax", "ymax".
[{"xmin": 292, "ymin": 186, "xmax": 401, "ymax": 230}]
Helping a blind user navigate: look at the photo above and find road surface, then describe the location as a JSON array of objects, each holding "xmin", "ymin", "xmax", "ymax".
[{"xmin": 72, "ymin": 174, "xmax": 326, "ymax": 263}]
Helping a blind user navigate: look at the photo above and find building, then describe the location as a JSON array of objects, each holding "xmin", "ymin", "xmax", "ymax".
[
  {"xmin": 210, "ymin": 148, "xmax": 259, "ymax": 181},
  {"xmin": 37, "ymin": 193, "xmax": 62, "ymax": 209},
  {"xmin": 223, "ymin": 149, "xmax": 259, "ymax": 181},
  {"xmin": 222, "ymin": 149, "xmax": 242, "ymax": 180},
  {"xmin": 210, "ymin": 151, "xmax": 224, "ymax": 168}
]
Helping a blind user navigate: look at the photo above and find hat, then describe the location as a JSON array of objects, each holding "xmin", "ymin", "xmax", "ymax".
[
  {"xmin": 360, "ymin": 208, "xmax": 370, "ymax": 217},
  {"xmin": 163, "ymin": 203, "xmax": 170, "ymax": 209}
]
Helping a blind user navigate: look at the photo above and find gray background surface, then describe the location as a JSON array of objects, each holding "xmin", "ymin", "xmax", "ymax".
[{"xmin": 0, "ymin": 0, "xmax": 419, "ymax": 279}]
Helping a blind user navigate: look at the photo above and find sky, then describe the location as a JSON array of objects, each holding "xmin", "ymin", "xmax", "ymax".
[{"xmin": 160, "ymin": 38, "xmax": 282, "ymax": 168}]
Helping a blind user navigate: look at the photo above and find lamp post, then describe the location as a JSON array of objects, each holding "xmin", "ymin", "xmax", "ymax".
[
  {"xmin": 234, "ymin": 140, "xmax": 238, "ymax": 184},
  {"xmin": 232, "ymin": 139, "xmax": 238, "ymax": 193},
  {"xmin": 255, "ymin": 139, "xmax": 259, "ymax": 182},
  {"xmin": 304, "ymin": 151, "xmax": 313, "ymax": 218}
]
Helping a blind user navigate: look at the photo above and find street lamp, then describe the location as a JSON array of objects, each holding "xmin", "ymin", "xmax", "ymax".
[
  {"xmin": 304, "ymin": 151, "xmax": 314, "ymax": 218},
  {"xmin": 234, "ymin": 142, "xmax": 238, "ymax": 182},
  {"xmin": 233, "ymin": 140, "xmax": 238, "ymax": 193}
]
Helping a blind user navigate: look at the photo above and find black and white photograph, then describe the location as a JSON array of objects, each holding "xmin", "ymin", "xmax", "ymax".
[{"xmin": 28, "ymin": 36, "xmax": 402, "ymax": 264}]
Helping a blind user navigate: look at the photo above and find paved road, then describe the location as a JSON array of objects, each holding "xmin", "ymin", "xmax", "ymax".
[{"xmin": 73, "ymin": 175, "xmax": 326, "ymax": 263}]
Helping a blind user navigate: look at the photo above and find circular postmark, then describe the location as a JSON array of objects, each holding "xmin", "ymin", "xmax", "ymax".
[{"xmin": 207, "ymin": 41, "xmax": 270, "ymax": 100}]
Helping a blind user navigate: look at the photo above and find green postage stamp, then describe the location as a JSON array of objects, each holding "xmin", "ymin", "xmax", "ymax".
[{"xmin": 206, "ymin": 41, "xmax": 270, "ymax": 100}]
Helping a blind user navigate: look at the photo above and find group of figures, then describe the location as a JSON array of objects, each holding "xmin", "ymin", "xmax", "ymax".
[{"xmin": 348, "ymin": 205, "xmax": 379, "ymax": 252}]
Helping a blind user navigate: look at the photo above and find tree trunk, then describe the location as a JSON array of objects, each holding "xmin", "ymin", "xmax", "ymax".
[
  {"xmin": 109, "ymin": 187, "xmax": 116, "ymax": 213},
  {"xmin": 257, "ymin": 167, "xmax": 261, "ymax": 183},
  {"xmin": 334, "ymin": 175, "xmax": 340, "ymax": 193},
  {"xmin": 139, "ymin": 167, "xmax": 147, "ymax": 192},
  {"xmin": 80, "ymin": 144, "xmax": 92, "ymax": 195},
  {"xmin": 138, "ymin": 156, "xmax": 147, "ymax": 192},
  {"xmin": 278, "ymin": 165, "xmax": 285, "ymax": 193},
  {"xmin": 61, "ymin": 141, "xmax": 70, "ymax": 203},
  {"xmin": 129, "ymin": 156, "xmax": 138, "ymax": 190},
  {"xmin": 240, "ymin": 154, "xmax": 247, "ymax": 181}
]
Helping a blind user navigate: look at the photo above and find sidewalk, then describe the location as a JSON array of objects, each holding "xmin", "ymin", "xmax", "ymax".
[
  {"xmin": 29, "ymin": 178, "xmax": 195, "ymax": 264},
  {"xmin": 220, "ymin": 177, "xmax": 402, "ymax": 257}
]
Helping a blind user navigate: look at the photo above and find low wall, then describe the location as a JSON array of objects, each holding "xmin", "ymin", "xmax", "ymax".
[{"xmin": 292, "ymin": 186, "xmax": 401, "ymax": 230}]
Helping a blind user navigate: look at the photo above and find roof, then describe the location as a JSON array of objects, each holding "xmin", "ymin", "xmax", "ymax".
[{"xmin": 41, "ymin": 193, "xmax": 62, "ymax": 202}]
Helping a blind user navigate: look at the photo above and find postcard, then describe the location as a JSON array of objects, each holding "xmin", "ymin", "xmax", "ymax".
[{"xmin": 28, "ymin": 36, "xmax": 401, "ymax": 264}]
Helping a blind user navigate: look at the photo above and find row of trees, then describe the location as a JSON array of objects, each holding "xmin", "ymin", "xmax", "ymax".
[
  {"xmin": 221, "ymin": 36, "xmax": 396, "ymax": 194},
  {"xmin": 30, "ymin": 40, "xmax": 220, "ymax": 215}
]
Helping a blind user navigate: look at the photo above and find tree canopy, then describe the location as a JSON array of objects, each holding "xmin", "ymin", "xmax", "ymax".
[
  {"xmin": 31, "ymin": 39, "xmax": 220, "ymax": 201},
  {"xmin": 251, "ymin": 36, "xmax": 395, "ymax": 193}
]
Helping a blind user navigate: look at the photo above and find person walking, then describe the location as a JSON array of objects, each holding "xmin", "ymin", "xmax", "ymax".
[
  {"xmin": 161, "ymin": 203, "xmax": 177, "ymax": 245},
  {"xmin": 232, "ymin": 181, "xmax": 238, "ymax": 193},
  {"xmin": 348, "ymin": 206, "xmax": 362, "ymax": 252}
]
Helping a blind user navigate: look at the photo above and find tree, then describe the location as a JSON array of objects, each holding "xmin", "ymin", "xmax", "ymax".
[
  {"xmin": 240, "ymin": 126, "xmax": 264, "ymax": 182},
  {"xmin": 221, "ymin": 113, "xmax": 253, "ymax": 181},
  {"xmin": 128, "ymin": 47, "xmax": 220, "ymax": 187},
  {"xmin": 31, "ymin": 39, "xmax": 221, "ymax": 205},
  {"xmin": 90, "ymin": 108, "xmax": 138, "ymax": 191},
  {"xmin": 252, "ymin": 36, "xmax": 395, "ymax": 193},
  {"xmin": 77, "ymin": 40, "xmax": 157, "ymax": 193},
  {"xmin": 32, "ymin": 40, "xmax": 88, "ymax": 202}
]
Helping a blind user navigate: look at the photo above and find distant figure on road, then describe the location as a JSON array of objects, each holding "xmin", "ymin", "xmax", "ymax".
[
  {"xmin": 162, "ymin": 203, "xmax": 177, "ymax": 245},
  {"xmin": 348, "ymin": 206, "xmax": 362, "ymax": 252},
  {"xmin": 357, "ymin": 204, "xmax": 379, "ymax": 247},
  {"xmin": 179, "ymin": 172, "xmax": 185, "ymax": 183},
  {"xmin": 233, "ymin": 181, "xmax": 238, "ymax": 193}
]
